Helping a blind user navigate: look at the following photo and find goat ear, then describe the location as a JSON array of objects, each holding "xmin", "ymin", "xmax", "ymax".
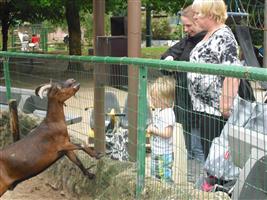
[{"xmin": 35, "ymin": 84, "xmax": 52, "ymax": 99}]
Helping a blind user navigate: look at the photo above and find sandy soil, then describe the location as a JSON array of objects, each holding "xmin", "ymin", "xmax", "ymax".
[{"xmin": 1, "ymin": 174, "xmax": 68, "ymax": 200}]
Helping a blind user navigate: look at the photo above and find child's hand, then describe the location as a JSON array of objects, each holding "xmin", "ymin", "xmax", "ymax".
[
  {"xmin": 147, "ymin": 124, "xmax": 158, "ymax": 135},
  {"xmin": 146, "ymin": 124, "xmax": 153, "ymax": 134},
  {"xmin": 145, "ymin": 124, "xmax": 152, "ymax": 138}
]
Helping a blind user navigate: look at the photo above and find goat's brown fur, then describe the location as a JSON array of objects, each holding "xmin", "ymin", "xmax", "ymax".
[{"xmin": 0, "ymin": 79, "xmax": 99, "ymax": 197}]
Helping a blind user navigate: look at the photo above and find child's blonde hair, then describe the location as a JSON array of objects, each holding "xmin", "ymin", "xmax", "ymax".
[
  {"xmin": 149, "ymin": 76, "xmax": 176, "ymax": 108},
  {"xmin": 192, "ymin": 0, "xmax": 228, "ymax": 24}
]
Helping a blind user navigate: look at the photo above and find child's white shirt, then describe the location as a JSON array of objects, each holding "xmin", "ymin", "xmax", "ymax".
[{"xmin": 150, "ymin": 107, "xmax": 175, "ymax": 155}]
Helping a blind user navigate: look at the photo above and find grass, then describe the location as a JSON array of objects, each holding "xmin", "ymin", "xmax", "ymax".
[
  {"xmin": 48, "ymin": 43, "xmax": 168, "ymax": 59},
  {"xmin": 141, "ymin": 46, "xmax": 168, "ymax": 59},
  {"xmin": 53, "ymin": 46, "xmax": 169, "ymax": 60}
]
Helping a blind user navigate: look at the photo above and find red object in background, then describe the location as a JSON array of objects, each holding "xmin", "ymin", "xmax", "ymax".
[{"xmin": 31, "ymin": 35, "xmax": 40, "ymax": 43}]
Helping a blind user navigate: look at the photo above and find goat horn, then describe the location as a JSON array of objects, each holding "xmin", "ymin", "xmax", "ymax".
[{"xmin": 38, "ymin": 84, "xmax": 52, "ymax": 99}]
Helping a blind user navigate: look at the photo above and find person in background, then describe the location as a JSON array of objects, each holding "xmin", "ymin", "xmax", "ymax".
[
  {"xmin": 30, "ymin": 34, "xmax": 40, "ymax": 50},
  {"xmin": 146, "ymin": 76, "xmax": 176, "ymax": 183},
  {"xmin": 161, "ymin": 5, "xmax": 206, "ymax": 163},
  {"xmin": 21, "ymin": 31, "xmax": 29, "ymax": 51},
  {"xmin": 31, "ymin": 34, "xmax": 39, "ymax": 43},
  {"xmin": 188, "ymin": 0, "xmax": 240, "ymax": 160},
  {"xmin": 63, "ymin": 34, "xmax": 69, "ymax": 45}
]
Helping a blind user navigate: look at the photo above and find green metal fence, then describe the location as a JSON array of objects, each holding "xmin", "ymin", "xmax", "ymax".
[{"xmin": 0, "ymin": 51, "xmax": 267, "ymax": 199}]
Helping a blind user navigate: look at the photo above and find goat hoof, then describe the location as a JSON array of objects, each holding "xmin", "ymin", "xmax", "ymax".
[{"xmin": 88, "ymin": 173, "xmax": 96, "ymax": 179}]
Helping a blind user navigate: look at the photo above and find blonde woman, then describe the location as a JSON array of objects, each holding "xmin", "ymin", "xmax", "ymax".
[
  {"xmin": 147, "ymin": 76, "xmax": 176, "ymax": 182},
  {"xmin": 188, "ymin": 0, "xmax": 240, "ymax": 159}
]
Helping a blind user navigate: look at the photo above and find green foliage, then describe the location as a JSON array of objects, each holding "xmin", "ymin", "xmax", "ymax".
[
  {"xmin": 80, "ymin": 12, "xmax": 111, "ymax": 46},
  {"xmin": 250, "ymin": 29, "xmax": 263, "ymax": 46},
  {"xmin": 106, "ymin": 0, "xmax": 127, "ymax": 16},
  {"xmin": 142, "ymin": 14, "xmax": 183, "ymax": 41},
  {"xmin": 169, "ymin": 24, "xmax": 183, "ymax": 40},
  {"xmin": 142, "ymin": 0, "xmax": 185, "ymax": 14},
  {"xmin": 80, "ymin": 12, "xmax": 93, "ymax": 46},
  {"xmin": 151, "ymin": 17, "xmax": 182, "ymax": 40},
  {"xmin": 151, "ymin": 18, "xmax": 171, "ymax": 40}
]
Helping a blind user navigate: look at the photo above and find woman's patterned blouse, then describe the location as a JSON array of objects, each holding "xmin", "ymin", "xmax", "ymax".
[{"xmin": 188, "ymin": 26, "xmax": 241, "ymax": 116}]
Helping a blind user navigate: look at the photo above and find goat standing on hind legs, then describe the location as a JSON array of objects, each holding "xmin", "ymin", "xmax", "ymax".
[{"xmin": 0, "ymin": 78, "xmax": 101, "ymax": 197}]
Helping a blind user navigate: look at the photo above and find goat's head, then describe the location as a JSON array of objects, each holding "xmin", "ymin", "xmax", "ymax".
[{"xmin": 35, "ymin": 78, "xmax": 80, "ymax": 103}]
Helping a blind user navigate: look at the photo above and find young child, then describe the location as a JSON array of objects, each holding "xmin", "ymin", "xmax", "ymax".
[{"xmin": 147, "ymin": 76, "xmax": 176, "ymax": 182}]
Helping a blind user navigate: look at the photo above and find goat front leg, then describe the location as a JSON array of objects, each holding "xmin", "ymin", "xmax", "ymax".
[
  {"xmin": 65, "ymin": 151, "xmax": 95, "ymax": 179},
  {"xmin": 61, "ymin": 142, "xmax": 102, "ymax": 159}
]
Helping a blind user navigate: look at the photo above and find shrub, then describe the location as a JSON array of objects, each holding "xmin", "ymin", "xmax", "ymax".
[
  {"xmin": 142, "ymin": 16, "xmax": 183, "ymax": 41},
  {"xmin": 151, "ymin": 18, "xmax": 171, "ymax": 40}
]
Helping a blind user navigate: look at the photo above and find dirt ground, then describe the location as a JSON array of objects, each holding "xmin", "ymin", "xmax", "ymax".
[{"xmin": 1, "ymin": 174, "xmax": 69, "ymax": 200}]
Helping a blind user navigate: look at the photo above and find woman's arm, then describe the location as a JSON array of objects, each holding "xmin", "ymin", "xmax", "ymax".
[
  {"xmin": 220, "ymin": 77, "xmax": 240, "ymax": 118},
  {"xmin": 160, "ymin": 38, "xmax": 187, "ymax": 60},
  {"xmin": 219, "ymin": 31, "xmax": 241, "ymax": 118}
]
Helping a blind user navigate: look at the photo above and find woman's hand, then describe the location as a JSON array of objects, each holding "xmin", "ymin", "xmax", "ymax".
[
  {"xmin": 164, "ymin": 56, "xmax": 174, "ymax": 61},
  {"xmin": 220, "ymin": 107, "xmax": 231, "ymax": 118},
  {"xmin": 220, "ymin": 77, "xmax": 240, "ymax": 118}
]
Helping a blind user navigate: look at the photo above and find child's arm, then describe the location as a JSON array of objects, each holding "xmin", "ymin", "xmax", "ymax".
[{"xmin": 147, "ymin": 124, "xmax": 173, "ymax": 138}]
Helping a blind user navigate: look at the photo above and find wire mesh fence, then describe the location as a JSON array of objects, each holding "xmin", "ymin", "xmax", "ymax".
[{"xmin": 0, "ymin": 51, "xmax": 267, "ymax": 199}]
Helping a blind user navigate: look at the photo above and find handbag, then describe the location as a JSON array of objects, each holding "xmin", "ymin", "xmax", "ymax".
[
  {"xmin": 204, "ymin": 95, "xmax": 267, "ymax": 181},
  {"xmin": 238, "ymin": 79, "xmax": 256, "ymax": 102}
]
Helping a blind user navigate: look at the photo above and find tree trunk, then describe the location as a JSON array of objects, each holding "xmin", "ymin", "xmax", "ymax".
[
  {"xmin": 0, "ymin": 3, "xmax": 10, "ymax": 51},
  {"xmin": 65, "ymin": 0, "xmax": 81, "ymax": 55}
]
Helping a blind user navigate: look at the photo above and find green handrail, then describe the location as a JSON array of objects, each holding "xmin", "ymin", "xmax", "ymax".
[{"xmin": 1, "ymin": 51, "xmax": 267, "ymax": 81}]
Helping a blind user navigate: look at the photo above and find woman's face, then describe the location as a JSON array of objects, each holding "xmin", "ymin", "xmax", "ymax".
[
  {"xmin": 181, "ymin": 16, "xmax": 203, "ymax": 37},
  {"xmin": 193, "ymin": 11, "xmax": 209, "ymax": 30}
]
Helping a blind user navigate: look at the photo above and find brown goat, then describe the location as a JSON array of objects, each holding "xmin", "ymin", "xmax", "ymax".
[{"xmin": 0, "ymin": 78, "xmax": 100, "ymax": 197}]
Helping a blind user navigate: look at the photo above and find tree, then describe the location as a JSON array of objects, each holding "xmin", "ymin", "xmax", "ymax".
[
  {"xmin": 65, "ymin": 0, "xmax": 82, "ymax": 55},
  {"xmin": 0, "ymin": 0, "xmax": 65, "ymax": 51},
  {"xmin": 0, "ymin": 0, "xmax": 91, "ymax": 55},
  {"xmin": 0, "ymin": 1, "xmax": 11, "ymax": 51}
]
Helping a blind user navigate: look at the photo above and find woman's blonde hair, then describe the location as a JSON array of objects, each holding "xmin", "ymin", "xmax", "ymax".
[
  {"xmin": 192, "ymin": 0, "xmax": 228, "ymax": 23},
  {"xmin": 149, "ymin": 76, "xmax": 176, "ymax": 107}
]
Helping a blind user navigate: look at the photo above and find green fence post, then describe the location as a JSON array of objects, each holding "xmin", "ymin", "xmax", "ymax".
[
  {"xmin": 136, "ymin": 65, "xmax": 148, "ymax": 199},
  {"xmin": 3, "ymin": 57, "xmax": 11, "ymax": 100},
  {"xmin": 40, "ymin": 28, "xmax": 48, "ymax": 52},
  {"xmin": 44, "ymin": 29, "xmax": 48, "ymax": 52},
  {"xmin": 11, "ymin": 30, "xmax": 16, "ymax": 52}
]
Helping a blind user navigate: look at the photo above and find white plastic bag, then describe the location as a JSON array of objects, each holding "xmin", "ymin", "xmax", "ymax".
[{"xmin": 205, "ymin": 95, "xmax": 267, "ymax": 180}]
